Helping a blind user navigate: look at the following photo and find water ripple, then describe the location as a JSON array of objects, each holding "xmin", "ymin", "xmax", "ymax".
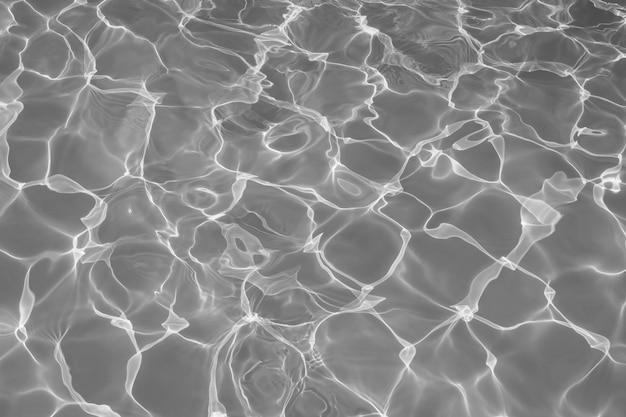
[{"xmin": 1, "ymin": 0, "xmax": 626, "ymax": 416}]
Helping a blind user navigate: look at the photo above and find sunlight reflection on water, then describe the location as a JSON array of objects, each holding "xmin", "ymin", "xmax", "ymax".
[{"xmin": 1, "ymin": 0, "xmax": 626, "ymax": 416}]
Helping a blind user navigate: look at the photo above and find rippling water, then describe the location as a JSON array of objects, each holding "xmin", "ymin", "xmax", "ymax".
[{"xmin": 1, "ymin": 0, "xmax": 626, "ymax": 416}]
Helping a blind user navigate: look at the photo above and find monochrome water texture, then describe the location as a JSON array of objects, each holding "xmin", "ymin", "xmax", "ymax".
[{"xmin": 1, "ymin": 0, "xmax": 626, "ymax": 416}]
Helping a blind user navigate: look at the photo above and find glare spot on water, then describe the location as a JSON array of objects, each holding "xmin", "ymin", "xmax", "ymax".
[{"xmin": 455, "ymin": 305, "xmax": 475, "ymax": 322}]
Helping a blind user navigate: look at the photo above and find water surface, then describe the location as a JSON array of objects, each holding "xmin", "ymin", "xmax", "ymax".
[{"xmin": 1, "ymin": 0, "xmax": 626, "ymax": 416}]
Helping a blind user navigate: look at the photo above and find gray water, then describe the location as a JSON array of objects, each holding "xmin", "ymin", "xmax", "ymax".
[{"xmin": 1, "ymin": 0, "xmax": 626, "ymax": 416}]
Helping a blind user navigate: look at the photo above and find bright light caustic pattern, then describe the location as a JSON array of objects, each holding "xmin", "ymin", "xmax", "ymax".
[{"xmin": 1, "ymin": 0, "xmax": 626, "ymax": 416}]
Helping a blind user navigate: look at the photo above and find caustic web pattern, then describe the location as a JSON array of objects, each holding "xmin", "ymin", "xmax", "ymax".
[{"xmin": 1, "ymin": 0, "xmax": 626, "ymax": 416}]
